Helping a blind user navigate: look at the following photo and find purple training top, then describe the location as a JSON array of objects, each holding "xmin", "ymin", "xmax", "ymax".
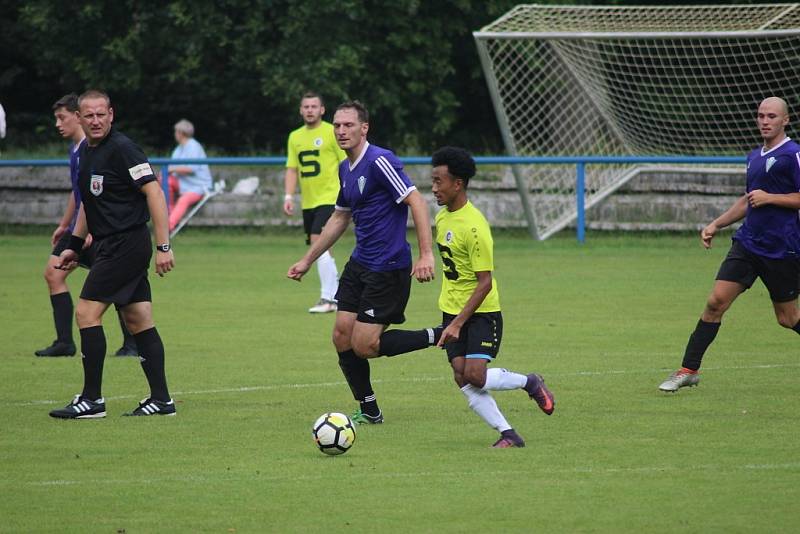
[
  {"xmin": 735, "ymin": 137, "xmax": 800, "ymax": 259},
  {"xmin": 67, "ymin": 139, "xmax": 86, "ymax": 232},
  {"xmin": 335, "ymin": 142, "xmax": 416, "ymax": 271}
]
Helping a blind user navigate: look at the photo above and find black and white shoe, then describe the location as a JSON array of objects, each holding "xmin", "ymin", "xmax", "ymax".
[
  {"xmin": 49, "ymin": 394, "xmax": 106, "ymax": 419},
  {"xmin": 123, "ymin": 397, "xmax": 176, "ymax": 417}
]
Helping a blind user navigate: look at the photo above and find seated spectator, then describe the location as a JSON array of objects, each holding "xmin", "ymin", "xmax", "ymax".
[{"xmin": 168, "ymin": 119, "xmax": 212, "ymax": 230}]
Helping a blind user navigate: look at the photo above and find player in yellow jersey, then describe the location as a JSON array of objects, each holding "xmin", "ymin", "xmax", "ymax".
[
  {"xmin": 284, "ymin": 92, "xmax": 346, "ymax": 313},
  {"xmin": 431, "ymin": 146, "xmax": 555, "ymax": 448}
]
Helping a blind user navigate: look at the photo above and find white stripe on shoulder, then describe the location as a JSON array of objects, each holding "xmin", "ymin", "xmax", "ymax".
[
  {"xmin": 395, "ymin": 185, "xmax": 416, "ymax": 204},
  {"xmin": 375, "ymin": 156, "xmax": 409, "ymax": 195}
]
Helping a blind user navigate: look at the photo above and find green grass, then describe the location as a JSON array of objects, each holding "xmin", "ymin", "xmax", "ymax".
[{"xmin": 2, "ymin": 229, "xmax": 799, "ymax": 533}]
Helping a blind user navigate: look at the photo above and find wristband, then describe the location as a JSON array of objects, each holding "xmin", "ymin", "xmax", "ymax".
[
  {"xmin": 284, "ymin": 194, "xmax": 293, "ymax": 201},
  {"xmin": 67, "ymin": 234, "xmax": 85, "ymax": 253},
  {"xmin": 156, "ymin": 243, "xmax": 171, "ymax": 252}
]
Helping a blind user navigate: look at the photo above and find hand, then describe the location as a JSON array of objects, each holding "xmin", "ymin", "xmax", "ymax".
[
  {"xmin": 51, "ymin": 225, "xmax": 67, "ymax": 246},
  {"xmin": 437, "ymin": 323, "xmax": 461, "ymax": 347},
  {"xmin": 700, "ymin": 223, "xmax": 717, "ymax": 249},
  {"xmin": 747, "ymin": 189, "xmax": 771, "ymax": 208},
  {"xmin": 411, "ymin": 254, "xmax": 435, "ymax": 283},
  {"xmin": 155, "ymin": 250, "xmax": 175, "ymax": 277},
  {"xmin": 287, "ymin": 259, "xmax": 311, "ymax": 281},
  {"xmin": 83, "ymin": 233, "xmax": 93, "ymax": 249},
  {"xmin": 55, "ymin": 249, "xmax": 78, "ymax": 271},
  {"xmin": 283, "ymin": 197, "xmax": 294, "ymax": 216}
]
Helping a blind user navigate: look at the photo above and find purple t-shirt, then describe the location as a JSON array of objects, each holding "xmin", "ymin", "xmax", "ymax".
[
  {"xmin": 67, "ymin": 140, "xmax": 86, "ymax": 232},
  {"xmin": 335, "ymin": 142, "xmax": 416, "ymax": 271},
  {"xmin": 734, "ymin": 137, "xmax": 800, "ymax": 259}
]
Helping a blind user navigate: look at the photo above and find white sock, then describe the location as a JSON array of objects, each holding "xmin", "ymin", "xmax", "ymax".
[
  {"xmin": 461, "ymin": 384, "xmax": 511, "ymax": 432},
  {"xmin": 316, "ymin": 250, "xmax": 338, "ymax": 301},
  {"xmin": 483, "ymin": 367, "xmax": 527, "ymax": 391}
]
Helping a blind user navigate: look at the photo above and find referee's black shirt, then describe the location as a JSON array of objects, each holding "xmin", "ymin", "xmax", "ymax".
[{"xmin": 78, "ymin": 128, "xmax": 157, "ymax": 239}]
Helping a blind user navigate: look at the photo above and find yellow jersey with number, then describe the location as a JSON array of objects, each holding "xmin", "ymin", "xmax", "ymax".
[
  {"xmin": 435, "ymin": 201, "xmax": 501, "ymax": 315},
  {"xmin": 286, "ymin": 121, "xmax": 345, "ymax": 209}
]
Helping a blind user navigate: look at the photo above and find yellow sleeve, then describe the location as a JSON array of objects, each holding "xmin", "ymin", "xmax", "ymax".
[
  {"xmin": 286, "ymin": 131, "xmax": 298, "ymax": 169},
  {"xmin": 468, "ymin": 220, "xmax": 494, "ymax": 273}
]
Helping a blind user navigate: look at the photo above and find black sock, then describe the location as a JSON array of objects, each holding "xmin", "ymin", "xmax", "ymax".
[
  {"xmin": 80, "ymin": 325, "xmax": 106, "ymax": 400},
  {"xmin": 681, "ymin": 319, "xmax": 721, "ymax": 371},
  {"xmin": 117, "ymin": 309, "xmax": 137, "ymax": 349},
  {"xmin": 378, "ymin": 329, "xmax": 434, "ymax": 356},
  {"xmin": 51, "ymin": 292, "xmax": 74, "ymax": 344},
  {"xmin": 793, "ymin": 320, "xmax": 800, "ymax": 335},
  {"xmin": 338, "ymin": 349, "xmax": 376, "ymax": 410},
  {"xmin": 134, "ymin": 327, "xmax": 171, "ymax": 402}
]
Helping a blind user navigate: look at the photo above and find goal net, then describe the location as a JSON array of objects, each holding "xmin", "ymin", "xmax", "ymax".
[{"xmin": 474, "ymin": 4, "xmax": 800, "ymax": 239}]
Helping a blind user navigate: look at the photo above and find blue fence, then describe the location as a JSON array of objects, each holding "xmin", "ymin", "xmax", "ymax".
[{"xmin": 0, "ymin": 155, "xmax": 745, "ymax": 241}]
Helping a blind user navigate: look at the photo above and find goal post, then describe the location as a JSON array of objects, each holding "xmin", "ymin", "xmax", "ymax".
[{"xmin": 474, "ymin": 4, "xmax": 800, "ymax": 240}]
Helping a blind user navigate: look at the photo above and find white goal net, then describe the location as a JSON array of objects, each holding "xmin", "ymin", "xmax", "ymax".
[{"xmin": 474, "ymin": 4, "xmax": 800, "ymax": 239}]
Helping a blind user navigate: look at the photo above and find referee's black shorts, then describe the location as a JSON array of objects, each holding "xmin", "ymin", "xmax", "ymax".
[
  {"xmin": 716, "ymin": 239, "xmax": 800, "ymax": 303},
  {"xmin": 52, "ymin": 232, "xmax": 97, "ymax": 269},
  {"xmin": 80, "ymin": 224, "xmax": 152, "ymax": 306},
  {"xmin": 302, "ymin": 204, "xmax": 335, "ymax": 245},
  {"xmin": 335, "ymin": 258, "xmax": 411, "ymax": 325}
]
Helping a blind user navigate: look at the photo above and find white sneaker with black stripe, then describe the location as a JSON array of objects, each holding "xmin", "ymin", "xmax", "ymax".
[
  {"xmin": 124, "ymin": 397, "xmax": 176, "ymax": 417},
  {"xmin": 49, "ymin": 394, "xmax": 106, "ymax": 419}
]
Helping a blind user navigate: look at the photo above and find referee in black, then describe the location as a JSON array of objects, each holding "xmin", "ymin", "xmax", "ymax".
[{"xmin": 50, "ymin": 89, "xmax": 176, "ymax": 418}]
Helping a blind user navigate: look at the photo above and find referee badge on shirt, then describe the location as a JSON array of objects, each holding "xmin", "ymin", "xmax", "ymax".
[
  {"xmin": 766, "ymin": 156, "xmax": 776, "ymax": 172},
  {"xmin": 358, "ymin": 175, "xmax": 366, "ymax": 194},
  {"xmin": 90, "ymin": 174, "xmax": 104, "ymax": 196}
]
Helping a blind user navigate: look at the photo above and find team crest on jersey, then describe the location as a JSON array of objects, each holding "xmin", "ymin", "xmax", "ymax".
[
  {"xmin": 358, "ymin": 175, "xmax": 366, "ymax": 194},
  {"xmin": 445, "ymin": 230, "xmax": 453, "ymax": 243},
  {"xmin": 766, "ymin": 156, "xmax": 776, "ymax": 172},
  {"xmin": 314, "ymin": 137, "xmax": 323, "ymax": 147},
  {"xmin": 90, "ymin": 174, "xmax": 103, "ymax": 196}
]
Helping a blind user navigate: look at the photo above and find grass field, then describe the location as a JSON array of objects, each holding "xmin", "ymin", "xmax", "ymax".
[{"xmin": 2, "ymin": 229, "xmax": 799, "ymax": 533}]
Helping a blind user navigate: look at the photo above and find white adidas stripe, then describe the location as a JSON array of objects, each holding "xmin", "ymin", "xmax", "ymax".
[{"xmin": 375, "ymin": 156, "xmax": 409, "ymax": 196}]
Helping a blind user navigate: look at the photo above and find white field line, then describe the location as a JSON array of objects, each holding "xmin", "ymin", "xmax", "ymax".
[
  {"xmin": 14, "ymin": 362, "xmax": 800, "ymax": 407},
  {"xmin": 19, "ymin": 461, "xmax": 800, "ymax": 488}
]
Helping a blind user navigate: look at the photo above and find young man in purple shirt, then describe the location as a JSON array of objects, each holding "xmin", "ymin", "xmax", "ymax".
[
  {"xmin": 288, "ymin": 100, "xmax": 441, "ymax": 423},
  {"xmin": 660, "ymin": 97, "xmax": 800, "ymax": 392}
]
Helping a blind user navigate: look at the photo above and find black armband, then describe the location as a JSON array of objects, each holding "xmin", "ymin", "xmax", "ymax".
[{"xmin": 67, "ymin": 234, "xmax": 86, "ymax": 253}]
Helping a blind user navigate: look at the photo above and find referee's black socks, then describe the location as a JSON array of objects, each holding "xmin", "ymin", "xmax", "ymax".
[
  {"xmin": 51, "ymin": 292, "xmax": 74, "ymax": 344},
  {"xmin": 79, "ymin": 325, "xmax": 106, "ymax": 400},
  {"xmin": 134, "ymin": 327, "xmax": 171, "ymax": 402},
  {"xmin": 681, "ymin": 319, "xmax": 721, "ymax": 371}
]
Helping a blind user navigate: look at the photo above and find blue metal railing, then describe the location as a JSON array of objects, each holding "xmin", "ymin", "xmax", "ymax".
[{"xmin": 0, "ymin": 155, "xmax": 745, "ymax": 242}]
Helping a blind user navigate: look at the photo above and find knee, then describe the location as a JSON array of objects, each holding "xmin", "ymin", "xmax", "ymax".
[
  {"xmin": 352, "ymin": 338, "xmax": 379, "ymax": 359},
  {"xmin": 43, "ymin": 264, "xmax": 62, "ymax": 287},
  {"xmin": 74, "ymin": 305, "xmax": 99, "ymax": 329},
  {"xmin": 453, "ymin": 372, "xmax": 466, "ymax": 389},
  {"xmin": 776, "ymin": 313, "xmax": 798, "ymax": 329},
  {"xmin": 463, "ymin": 367, "xmax": 486, "ymax": 389},
  {"xmin": 704, "ymin": 294, "xmax": 730, "ymax": 318},
  {"xmin": 332, "ymin": 328, "xmax": 350, "ymax": 352}
]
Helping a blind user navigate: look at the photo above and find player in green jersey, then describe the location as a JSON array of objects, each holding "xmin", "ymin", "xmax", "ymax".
[
  {"xmin": 284, "ymin": 92, "xmax": 346, "ymax": 313},
  {"xmin": 431, "ymin": 146, "xmax": 555, "ymax": 448}
]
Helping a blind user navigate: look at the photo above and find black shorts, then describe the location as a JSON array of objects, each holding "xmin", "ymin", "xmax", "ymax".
[
  {"xmin": 716, "ymin": 240, "xmax": 800, "ymax": 302},
  {"xmin": 52, "ymin": 232, "xmax": 97, "ymax": 269},
  {"xmin": 80, "ymin": 225, "xmax": 152, "ymax": 306},
  {"xmin": 335, "ymin": 259, "xmax": 411, "ymax": 325},
  {"xmin": 441, "ymin": 311, "xmax": 503, "ymax": 362},
  {"xmin": 303, "ymin": 205, "xmax": 335, "ymax": 245}
]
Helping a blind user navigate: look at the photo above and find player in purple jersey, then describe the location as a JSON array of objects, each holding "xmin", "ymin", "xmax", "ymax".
[
  {"xmin": 35, "ymin": 93, "xmax": 137, "ymax": 358},
  {"xmin": 659, "ymin": 97, "xmax": 800, "ymax": 392},
  {"xmin": 288, "ymin": 101, "xmax": 442, "ymax": 424}
]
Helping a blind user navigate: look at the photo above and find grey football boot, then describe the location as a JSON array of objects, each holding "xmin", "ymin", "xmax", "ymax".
[{"xmin": 659, "ymin": 369, "xmax": 700, "ymax": 392}]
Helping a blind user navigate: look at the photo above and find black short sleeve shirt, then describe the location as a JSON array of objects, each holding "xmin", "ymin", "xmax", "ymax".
[{"xmin": 78, "ymin": 128, "xmax": 157, "ymax": 239}]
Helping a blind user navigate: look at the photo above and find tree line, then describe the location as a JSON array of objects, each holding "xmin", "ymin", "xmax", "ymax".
[{"xmin": 0, "ymin": 0, "xmax": 523, "ymax": 155}]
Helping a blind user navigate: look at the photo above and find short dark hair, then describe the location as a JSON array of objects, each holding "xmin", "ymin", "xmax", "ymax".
[
  {"xmin": 78, "ymin": 89, "xmax": 111, "ymax": 108},
  {"xmin": 432, "ymin": 146, "xmax": 476, "ymax": 186},
  {"xmin": 52, "ymin": 93, "xmax": 79, "ymax": 112},
  {"xmin": 301, "ymin": 91, "xmax": 324, "ymax": 107},
  {"xmin": 336, "ymin": 100, "xmax": 369, "ymax": 123}
]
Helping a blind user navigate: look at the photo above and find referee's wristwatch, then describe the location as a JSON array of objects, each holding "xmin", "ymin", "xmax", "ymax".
[{"xmin": 156, "ymin": 243, "xmax": 171, "ymax": 253}]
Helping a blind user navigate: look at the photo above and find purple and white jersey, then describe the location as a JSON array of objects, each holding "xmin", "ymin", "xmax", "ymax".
[
  {"xmin": 335, "ymin": 142, "xmax": 416, "ymax": 271},
  {"xmin": 67, "ymin": 139, "xmax": 86, "ymax": 232},
  {"xmin": 734, "ymin": 137, "xmax": 800, "ymax": 259}
]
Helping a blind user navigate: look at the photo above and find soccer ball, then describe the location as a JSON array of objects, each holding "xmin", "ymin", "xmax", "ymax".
[{"xmin": 312, "ymin": 412, "xmax": 356, "ymax": 456}]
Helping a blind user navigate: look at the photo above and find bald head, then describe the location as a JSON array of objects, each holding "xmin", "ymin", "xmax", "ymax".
[{"xmin": 757, "ymin": 97, "xmax": 790, "ymax": 148}]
